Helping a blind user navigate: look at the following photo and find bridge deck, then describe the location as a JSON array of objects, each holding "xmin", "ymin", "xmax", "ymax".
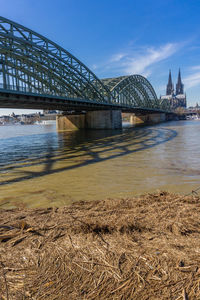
[{"xmin": 0, "ymin": 88, "xmax": 168, "ymax": 114}]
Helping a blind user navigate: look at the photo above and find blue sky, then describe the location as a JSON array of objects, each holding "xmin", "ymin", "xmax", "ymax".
[{"xmin": 1, "ymin": 0, "xmax": 200, "ymax": 115}]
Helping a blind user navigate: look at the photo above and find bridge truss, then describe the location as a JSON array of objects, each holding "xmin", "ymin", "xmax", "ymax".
[{"xmin": 0, "ymin": 16, "xmax": 171, "ymax": 112}]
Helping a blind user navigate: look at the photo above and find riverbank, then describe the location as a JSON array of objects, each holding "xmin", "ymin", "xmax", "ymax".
[{"xmin": 0, "ymin": 191, "xmax": 200, "ymax": 299}]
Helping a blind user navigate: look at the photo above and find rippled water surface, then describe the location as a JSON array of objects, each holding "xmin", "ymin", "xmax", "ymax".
[{"xmin": 0, "ymin": 121, "xmax": 200, "ymax": 208}]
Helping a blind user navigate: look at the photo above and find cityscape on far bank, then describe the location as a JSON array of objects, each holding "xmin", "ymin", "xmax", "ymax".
[{"xmin": 0, "ymin": 110, "xmax": 57, "ymax": 125}]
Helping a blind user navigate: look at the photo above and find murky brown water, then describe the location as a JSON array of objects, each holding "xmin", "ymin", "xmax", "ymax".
[{"xmin": 0, "ymin": 120, "xmax": 200, "ymax": 208}]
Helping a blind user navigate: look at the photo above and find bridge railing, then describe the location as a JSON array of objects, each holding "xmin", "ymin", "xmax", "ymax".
[
  {"xmin": 0, "ymin": 83, "xmax": 81, "ymax": 100},
  {"xmin": 0, "ymin": 83, "xmax": 117, "ymax": 107},
  {"xmin": 0, "ymin": 83, "xmax": 172, "ymax": 112},
  {"xmin": 0, "ymin": 83, "xmax": 37, "ymax": 94}
]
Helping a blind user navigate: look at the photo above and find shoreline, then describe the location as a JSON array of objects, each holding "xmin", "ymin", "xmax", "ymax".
[{"xmin": 0, "ymin": 191, "xmax": 199, "ymax": 299}]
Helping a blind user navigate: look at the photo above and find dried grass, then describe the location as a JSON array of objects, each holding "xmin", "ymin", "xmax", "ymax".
[{"xmin": 0, "ymin": 191, "xmax": 200, "ymax": 299}]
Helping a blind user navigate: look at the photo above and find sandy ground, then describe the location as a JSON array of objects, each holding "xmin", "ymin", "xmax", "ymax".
[{"xmin": 0, "ymin": 191, "xmax": 200, "ymax": 299}]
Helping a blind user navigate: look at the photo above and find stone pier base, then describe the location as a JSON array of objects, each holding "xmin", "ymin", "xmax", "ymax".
[
  {"xmin": 130, "ymin": 113, "xmax": 166, "ymax": 125},
  {"xmin": 166, "ymin": 113, "xmax": 177, "ymax": 121},
  {"xmin": 56, "ymin": 110, "xmax": 122, "ymax": 130},
  {"xmin": 56, "ymin": 114, "xmax": 85, "ymax": 131},
  {"xmin": 130, "ymin": 114, "xmax": 148, "ymax": 125},
  {"xmin": 86, "ymin": 110, "xmax": 122, "ymax": 129},
  {"xmin": 150, "ymin": 113, "xmax": 166, "ymax": 123}
]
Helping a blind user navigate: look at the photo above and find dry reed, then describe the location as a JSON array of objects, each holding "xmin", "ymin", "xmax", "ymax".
[{"xmin": 0, "ymin": 191, "xmax": 200, "ymax": 299}]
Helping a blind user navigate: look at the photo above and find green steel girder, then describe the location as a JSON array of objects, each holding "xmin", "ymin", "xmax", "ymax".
[
  {"xmin": 112, "ymin": 81, "xmax": 145, "ymax": 107},
  {"xmin": 102, "ymin": 75, "xmax": 160, "ymax": 109},
  {"xmin": 0, "ymin": 16, "xmax": 171, "ymax": 112},
  {"xmin": 118, "ymin": 80, "xmax": 151, "ymax": 107},
  {"xmin": 118, "ymin": 83, "xmax": 145, "ymax": 107},
  {"xmin": 0, "ymin": 50, "xmax": 87, "ymax": 97},
  {"xmin": 159, "ymin": 97, "xmax": 171, "ymax": 110},
  {"xmin": 0, "ymin": 16, "xmax": 111, "ymax": 102},
  {"xmin": 0, "ymin": 36, "xmax": 103, "ymax": 99}
]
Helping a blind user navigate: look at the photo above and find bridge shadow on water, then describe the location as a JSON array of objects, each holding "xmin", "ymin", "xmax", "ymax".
[{"xmin": 0, "ymin": 125, "xmax": 178, "ymax": 186}]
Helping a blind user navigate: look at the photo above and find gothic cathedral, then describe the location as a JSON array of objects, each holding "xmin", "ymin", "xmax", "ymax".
[{"xmin": 161, "ymin": 69, "xmax": 187, "ymax": 109}]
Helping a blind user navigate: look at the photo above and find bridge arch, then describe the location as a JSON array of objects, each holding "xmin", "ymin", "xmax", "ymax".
[
  {"xmin": 0, "ymin": 16, "xmax": 170, "ymax": 112},
  {"xmin": 101, "ymin": 75, "xmax": 160, "ymax": 109},
  {"xmin": 0, "ymin": 16, "xmax": 111, "ymax": 102}
]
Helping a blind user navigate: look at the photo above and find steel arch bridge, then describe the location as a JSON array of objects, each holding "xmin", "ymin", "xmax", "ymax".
[{"xmin": 0, "ymin": 16, "xmax": 171, "ymax": 112}]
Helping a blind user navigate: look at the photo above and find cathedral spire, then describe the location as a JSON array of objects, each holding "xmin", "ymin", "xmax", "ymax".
[
  {"xmin": 176, "ymin": 68, "xmax": 184, "ymax": 95},
  {"xmin": 166, "ymin": 70, "xmax": 174, "ymax": 95}
]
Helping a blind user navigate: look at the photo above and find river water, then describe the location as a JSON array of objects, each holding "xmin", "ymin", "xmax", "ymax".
[{"xmin": 0, "ymin": 120, "xmax": 199, "ymax": 208}]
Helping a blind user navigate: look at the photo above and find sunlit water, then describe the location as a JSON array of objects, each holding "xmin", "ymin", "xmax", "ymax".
[{"xmin": 0, "ymin": 120, "xmax": 200, "ymax": 208}]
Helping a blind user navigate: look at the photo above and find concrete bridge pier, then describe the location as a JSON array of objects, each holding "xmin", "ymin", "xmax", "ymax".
[
  {"xmin": 130, "ymin": 113, "xmax": 166, "ymax": 125},
  {"xmin": 86, "ymin": 110, "xmax": 122, "ymax": 129},
  {"xmin": 148, "ymin": 113, "xmax": 166, "ymax": 123},
  {"xmin": 56, "ymin": 114, "xmax": 86, "ymax": 131},
  {"xmin": 130, "ymin": 114, "xmax": 149, "ymax": 125},
  {"xmin": 56, "ymin": 110, "xmax": 122, "ymax": 131},
  {"xmin": 166, "ymin": 113, "xmax": 178, "ymax": 121}
]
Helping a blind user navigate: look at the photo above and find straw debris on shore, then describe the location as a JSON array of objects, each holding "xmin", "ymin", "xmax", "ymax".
[{"xmin": 0, "ymin": 191, "xmax": 200, "ymax": 299}]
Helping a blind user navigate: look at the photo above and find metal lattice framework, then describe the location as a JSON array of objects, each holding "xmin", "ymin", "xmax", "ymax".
[
  {"xmin": 0, "ymin": 16, "xmax": 170, "ymax": 111},
  {"xmin": 102, "ymin": 75, "xmax": 161, "ymax": 109}
]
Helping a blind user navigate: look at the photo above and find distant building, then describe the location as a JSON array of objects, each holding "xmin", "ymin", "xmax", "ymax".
[
  {"xmin": 161, "ymin": 69, "xmax": 187, "ymax": 109},
  {"xmin": 0, "ymin": 115, "xmax": 14, "ymax": 124},
  {"xmin": 43, "ymin": 110, "xmax": 57, "ymax": 115},
  {"xmin": 188, "ymin": 102, "xmax": 200, "ymax": 111}
]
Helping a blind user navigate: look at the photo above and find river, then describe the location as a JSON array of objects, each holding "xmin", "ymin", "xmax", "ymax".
[{"xmin": 0, "ymin": 120, "xmax": 199, "ymax": 208}]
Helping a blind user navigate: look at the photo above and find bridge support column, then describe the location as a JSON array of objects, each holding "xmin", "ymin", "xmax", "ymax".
[
  {"xmin": 86, "ymin": 110, "xmax": 122, "ymax": 129},
  {"xmin": 56, "ymin": 114, "xmax": 85, "ymax": 130},
  {"xmin": 148, "ymin": 113, "xmax": 166, "ymax": 123},
  {"xmin": 130, "ymin": 113, "xmax": 166, "ymax": 125},
  {"xmin": 130, "ymin": 114, "xmax": 149, "ymax": 125},
  {"xmin": 166, "ymin": 113, "xmax": 178, "ymax": 121}
]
